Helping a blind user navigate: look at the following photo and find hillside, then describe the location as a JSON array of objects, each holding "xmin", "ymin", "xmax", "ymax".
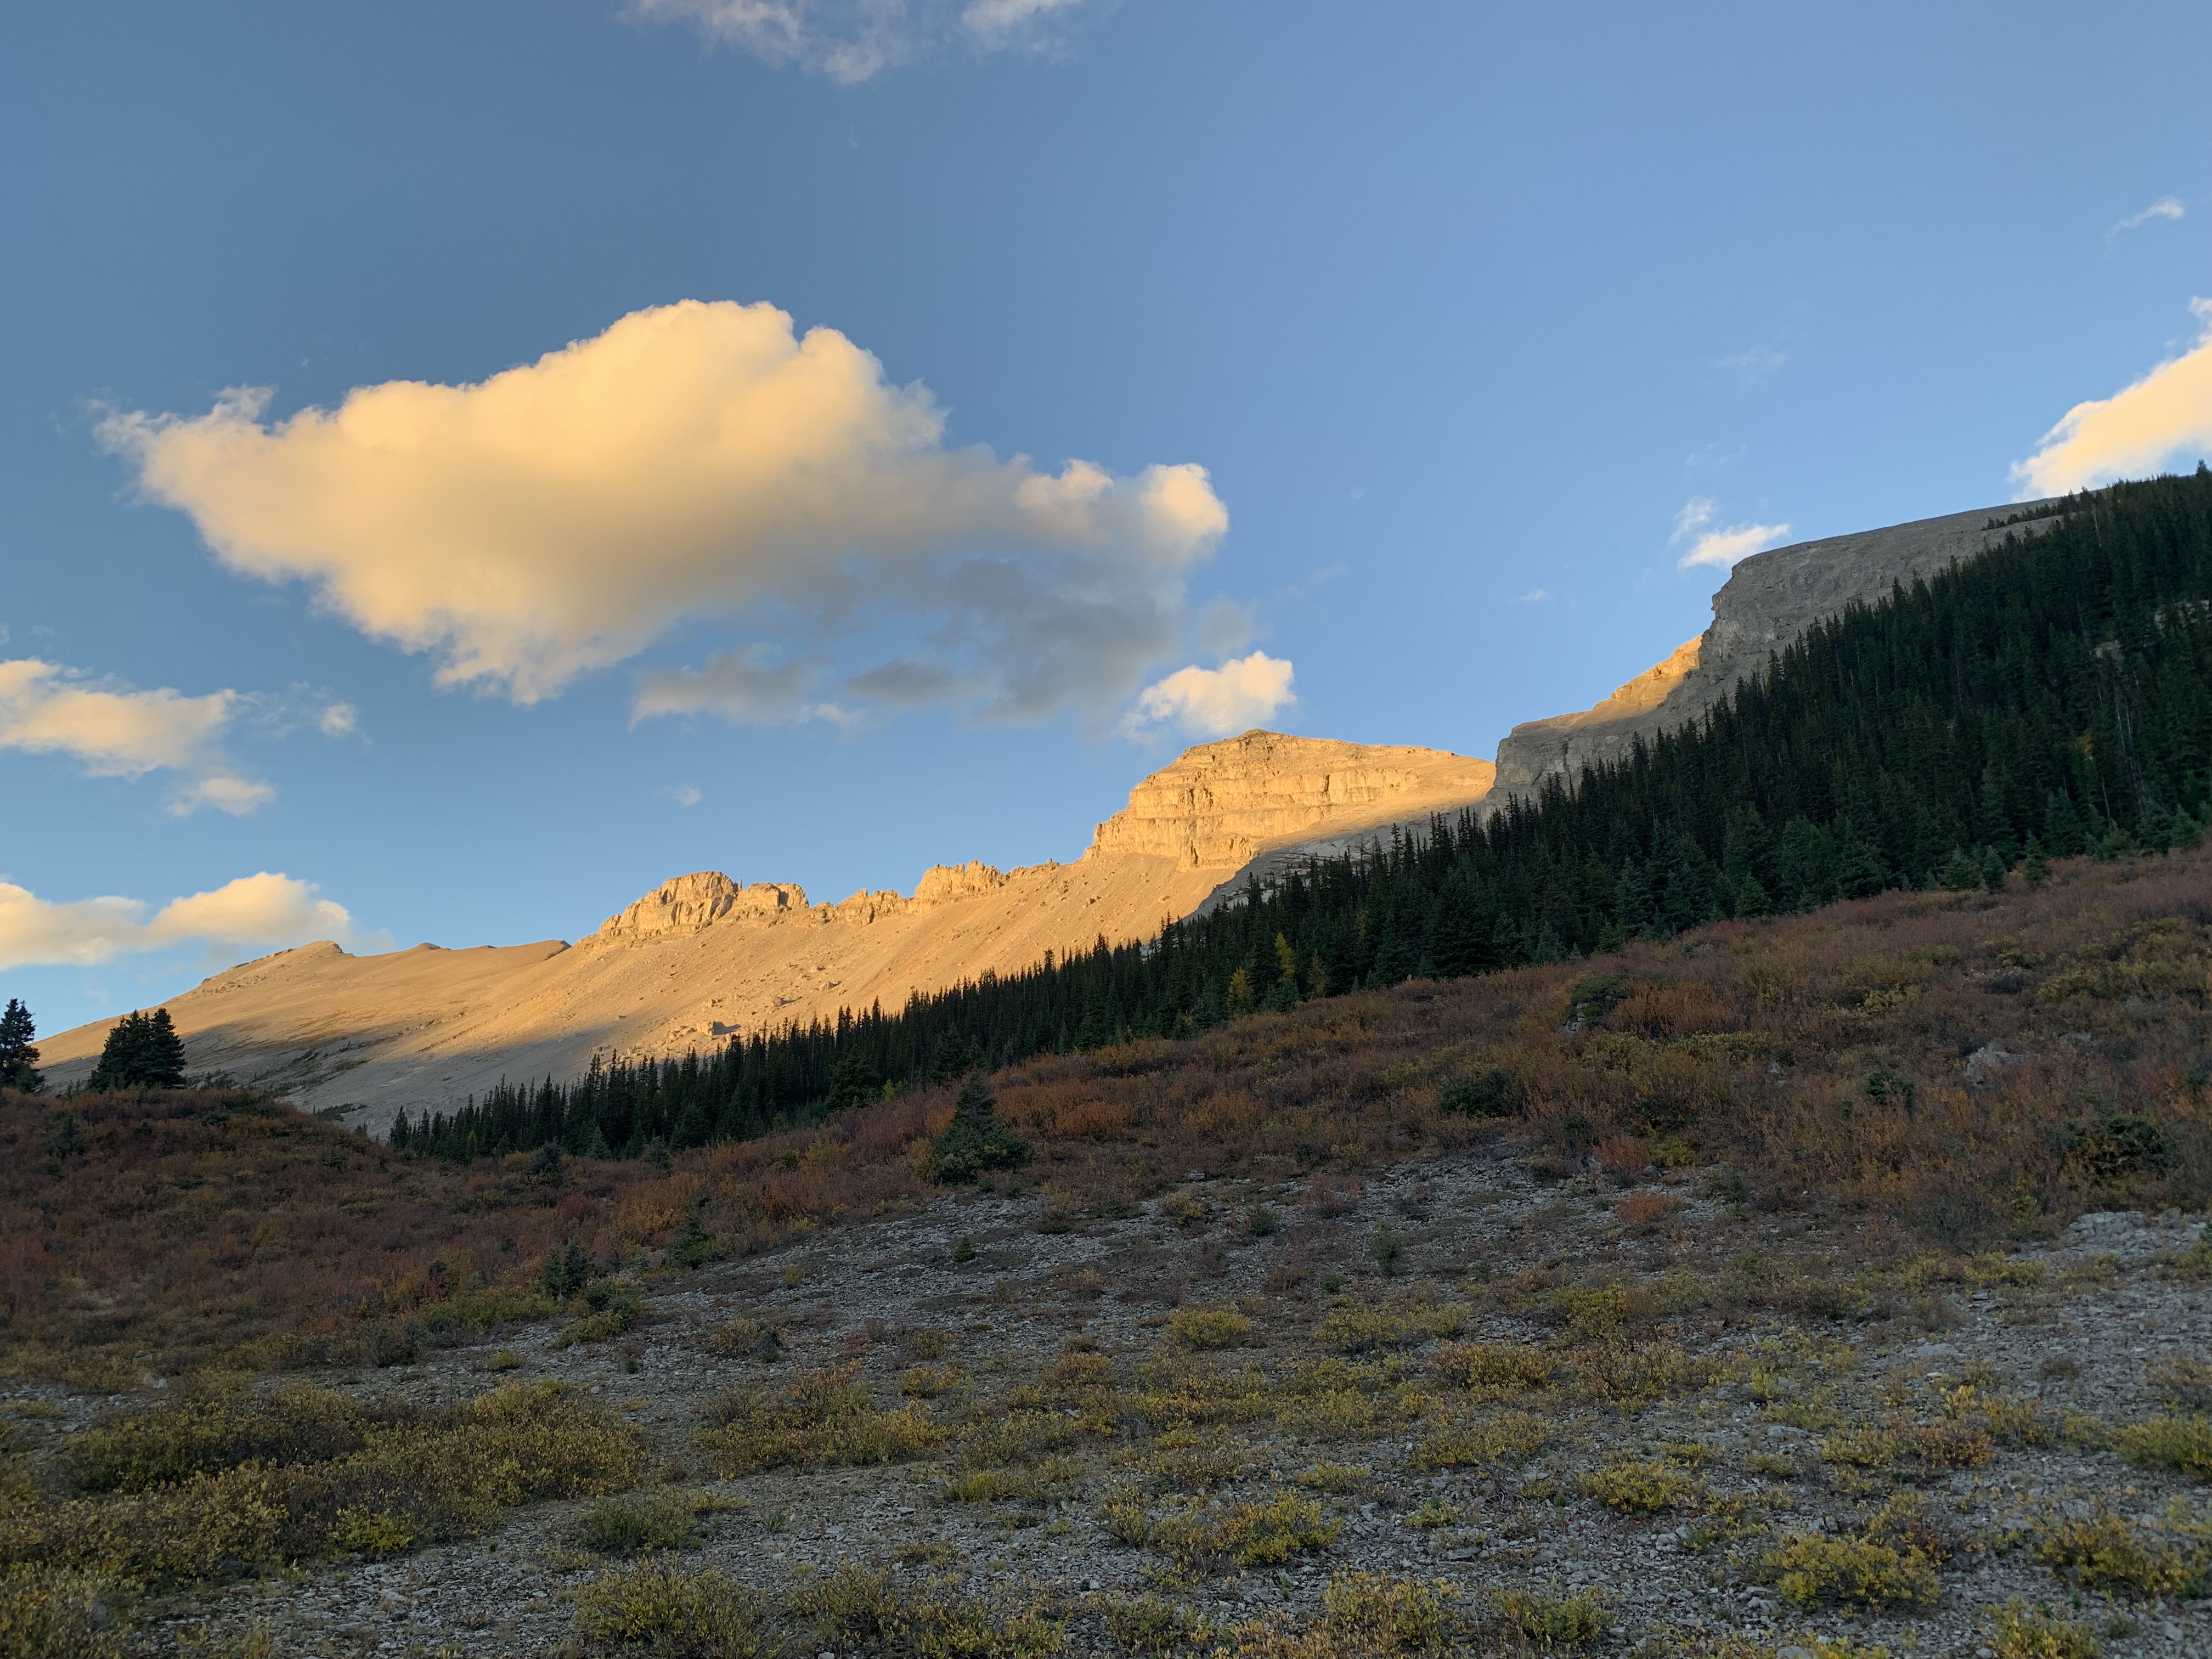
[
  {"xmin": 33, "ymin": 734, "xmax": 1497, "ymax": 1135},
  {"xmin": 2, "ymin": 844, "xmax": 2207, "ymax": 1658}
]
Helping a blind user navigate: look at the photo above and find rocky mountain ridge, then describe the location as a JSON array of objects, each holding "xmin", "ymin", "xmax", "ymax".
[{"xmin": 37, "ymin": 495, "xmax": 2053, "ymax": 1128}]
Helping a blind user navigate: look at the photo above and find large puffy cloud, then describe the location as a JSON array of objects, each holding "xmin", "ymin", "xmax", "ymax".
[
  {"xmin": 631, "ymin": 0, "xmax": 1095, "ymax": 83},
  {"xmin": 1122, "ymin": 652, "xmax": 1295, "ymax": 740},
  {"xmin": 0, "ymin": 659, "xmax": 275, "ymax": 815},
  {"xmin": 102, "ymin": 301, "xmax": 1229, "ymax": 725},
  {"xmin": 2012, "ymin": 298, "xmax": 2212, "ymax": 498},
  {"xmin": 0, "ymin": 872, "xmax": 367, "ymax": 972}
]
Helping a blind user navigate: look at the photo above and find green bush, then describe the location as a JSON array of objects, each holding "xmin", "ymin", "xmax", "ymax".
[
  {"xmin": 578, "ymin": 1491, "xmax": 703, "ymax": 1556},
  {"xmin": 2113, "ymin": 1415, "xmax": 2212, "ymax": 1481},
  {"xmin": 1769, "ymin": 1531, "xmax": 1939, "ymax": 1611},
  {"xmin": 0, "ymin": 1566, "xmax": 124, "ymax": 1659},
  {"xmin": 696, "ymin": 1364, "xmax": 945, "ymax": 1476},
  {"xmin": 574, "ymin": 1558, "xmax": 772, "ymax": 1658}
]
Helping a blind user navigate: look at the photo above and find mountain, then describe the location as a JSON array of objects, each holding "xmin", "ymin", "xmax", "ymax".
[
  {"xmin": 37, "ymin": 495, "xmax": 2054, "ymax": 1130},
  {"xmin": 1483, "ymin": 498, "xmax": 2060, "ymax": 811},
  {"xmin": 33, "ymin": 732, "xmax": 1496, "ymax": 1132}
]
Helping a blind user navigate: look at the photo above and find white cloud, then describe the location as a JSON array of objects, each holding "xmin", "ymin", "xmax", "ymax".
[
  {"xmin": 1717, "ymin": 346, "xmax": 1785, "ymax": 386},
  {"xmin": 316, "ymin": 701, "xmax": 360, "ymax": 738},
  {"xmin": 2011, "ymin": 298, "xmax": 2212, "ymax": 497},
  {"xmin": 669, "ymin": 783, "xmax": 703, "ymax": 807},
  {"xmin": 2108, "ymin": 196, "xmax": 2186, "ymax": 240},
  {"xmin": 629, "ymin": 0, "xmax": 1097, "ymax": 83},
  {"xmin": 1122, "ymin": 652, "xmax": 1295, "ymax": 740},
  {"xmin": 1671, "ymin": 496, "xmax": 1789, "ymax": 571},
  {"xmin": 1522, "ymin": 588, "xmax": 1549, "ymax": 603},
  {"xmin": 0, "ymin": 872, "xmax": 370, "ymax": 972},
  {"xmin": 104, "ymin": 301, "xmax": 1229, "ymax": 729},
  {"xmin": 0, "ymin": 658, "xmax": 272, "ymax": 815}
]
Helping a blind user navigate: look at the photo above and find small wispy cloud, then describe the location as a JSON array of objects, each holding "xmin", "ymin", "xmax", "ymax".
[
  {"xmin": 2108, "ymin": 195, "xmax": 2186, "ymax": 242},
  {"xmin": 667, "ymin": 783, "xmax": 703, "ymax": 808},
  {"xmin": 629, "ymin": 0, "xmax": 1101, "ymax": 83},
  {"xmin": 1521, "ymin": 589, "xmax": 1549, "ymax": 603},
  {"xmin": 1671, "ymin": 496, "xmax": 1790, "ymax": 572},
  {"xmin": 1716, "ymin": 346, "xmax": 1785, "ymax": 386},
  {"xmin": 1685, "ymin": 443, "xmax": 1746, "ymax": 472}
]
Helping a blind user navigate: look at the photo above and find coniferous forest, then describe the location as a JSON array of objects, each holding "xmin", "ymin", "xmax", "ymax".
[{"xmin": 392, "ymin": 468, "xmax": 2212, "ymax": 1163}]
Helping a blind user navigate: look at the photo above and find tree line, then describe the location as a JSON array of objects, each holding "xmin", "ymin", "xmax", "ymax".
[{"xmin": 371, "ymin": 467, "xmax": 2208, "ymax": 1161}]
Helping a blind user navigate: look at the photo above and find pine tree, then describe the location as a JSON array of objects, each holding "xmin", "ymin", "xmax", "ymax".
[
  {"xmin": 931, "ymin": 1075, "xmax": 1029, "ymax": 1183},
  {"xmin": 2022, "ymin": 834, "xmax": 2051, "ymax": 888},
  {"xmin": 0, "ymin": 999, "xmax": 42, "ymax": 1093},
  {"xmin": 87, "ymin": 1008, "xmax": 189, "ymax": 1091}
]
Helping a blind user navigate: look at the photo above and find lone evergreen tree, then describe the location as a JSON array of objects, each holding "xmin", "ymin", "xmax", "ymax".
[
  {"xmin": 87, "ymin": 1008, "xmax": 189, "ymax": 1091},
  {"xmin": 931, "ymin": 1075, "xmax": 1029, "ymax": 1183},
  {"xmin": 0, "ymin": 999, "xmax": 42, "ymax": 1093}
]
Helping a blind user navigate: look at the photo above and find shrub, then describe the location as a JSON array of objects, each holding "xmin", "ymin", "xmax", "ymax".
[
  {"xmin": 0, "ymin": 1566, "xmax": 123, "ymax": 1659},
  {"xmin": 792, "ymin": 1562, "xmax": 1065, "ymax": 1658},
  {"xmin": 2112, "ymin": 1415, "xmax": 2212, "ymax": 1480},
  {"xmin": 1578, "ymin": 1459, "xmax": 1699, "ymax": 1513},
  {"xmin": 578, "ymin": 1491, "xmax": 703, "ymax": 1556},
  {"xmin": 1102, "ymin": 1592, "xmax": 1208, "ymax": 1656},
  {"xmin": 4, "ymin": 1382, "xmax": 645, "ymax": 1584},
  {"xmin": 696, "ymin": 1364, "xmax": 945, "ymax": 1475},
  {"xmin": 573, "ymin": 1558, "xmax": 772, "ymax": 1658},
  {"xmin": 2032, "ymin": 1510, "xmax": 2197, "ymax": 1595},
  {"xmin": 1412, "ymin": 1412, "xmax": 1549, "ymax": 1471},
  {"xmin": 1167, "ymin": 1308, "xmax": 1255, "ymax": 1351},
  {"xmin": 1769, "ymin": 1532, "xmax": 1939, "ymax": 1611},
  {"xmin": 1427, "ymin": 1343, "xmax": 1555, "ymax": 1396},
  {"xmin": 1491, "ymin": 1587, "xmax": 1610, "ymax": 1650},
  {"xmin": 1290, "ymin": 1463, "xmax": 1371, "ymax": 1494},
  {"xmin": 1138, "ymin": 1489, "xmax": 1340, "ymax": 1572},
  {"xmin": 2147, "ymin": 1358, "xmax": 2212, "ymax": 1410},
  {"xmin": 1983, "ymin": 1599, "xmax": 2103, "ymax": 1659},
  {"xmin": 1437, "ymin": 1071, "xmax": 1516, "ymax": 1117},
  {"xmin": 1319, "ymin": 1572, "xmax": 1451, "ymax": 1651}
]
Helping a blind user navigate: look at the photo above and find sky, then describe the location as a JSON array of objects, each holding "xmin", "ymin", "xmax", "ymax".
[{"xmin": 4, "ymin": 0, "xmax": 2210, "ymax": 1035}]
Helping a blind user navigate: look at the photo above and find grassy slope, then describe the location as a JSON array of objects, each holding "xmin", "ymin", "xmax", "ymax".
[{"xmin": 3, "ymin": 845, "xmax": 2205, "ymax": 1388}]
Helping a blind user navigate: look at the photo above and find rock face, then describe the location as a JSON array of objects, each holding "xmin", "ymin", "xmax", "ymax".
[
  {"xmin": 1087, "ymin": 730, "xmax": 1497, "ymax": 869},
  {"xmin": 1485, "ymin": 499, "xmax": 2062, "ymax": 811}
]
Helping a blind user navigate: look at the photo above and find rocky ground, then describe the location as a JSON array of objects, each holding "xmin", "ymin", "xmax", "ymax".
[{"xmin": 14, "ymin": 1135, "xmax": 2204, "ymax": 1659}]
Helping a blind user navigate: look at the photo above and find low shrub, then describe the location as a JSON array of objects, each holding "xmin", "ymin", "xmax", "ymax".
[
  {"xmin": 1769, "ymin": 1531, "xmax": 1939, "ymax": 1611},
  {"xmin": 1167, "ymin": 1308, "xmax": 1255, "ymax": 1351},
  {"xmin": 573, "ymin": 1558, "xmax": 773, "ymax": 1658},
  {"xmin": 2032, "ymin": 1510, "xmax": 2197, "ymax": 1595},
  {"xmin": 2112, "ymin": 1415, "xmax": 2212, "ymax": 1481},
  {"xmin": 1132, "ymin": 1489, "xmax": 1340, "ymax": 1572},
  {"xmin": 1426, "ymin": 1343, "xmax": 1555, "ymax": 1396},
  {"xmin": 1579, "ymin": 1459, "xmax": 1700, "ymax": 1513},
  {"xmin": 1412, "ymin": 1411, "xmax": 1549, "ymax": 1471},
  {"xmin": 577, "ymin": 1491, "xmax": 704, "ymax": 1556},
  {"xmin": 0, "ymin": 1566, "xmax": 124, "ymax": 1659},
  {"xmin": 1491, "ymin": 1587, "xmax": 1610, "ymax": 1650},
  {"xmin": 1, "ymin": 1383, "xmax": 644, "ymax": 1585},
  {"xmin": 696, "ymin": 1364, "xmax": 945, "ymax": 1476},
  {"xmin": 1319, "ymin": 1572, "xmax": 1452, "ymax": 1651},
  {"xmin": 1983, "ymin": 1598, "xmax": 2103, "ymax": 1659}
]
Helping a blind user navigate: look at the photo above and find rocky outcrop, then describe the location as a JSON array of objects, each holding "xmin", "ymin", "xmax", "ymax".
[
  {"xmin": 1485, "ymin": 499, "xmax": 2063, "ymax": 812},
  {"xmin": 1086, "ymin": 730, "xmax": 1496, "ymax": 870},
  {"xmin": 594, "ymin": 874, "xmax": 808, "ymax": 941}
]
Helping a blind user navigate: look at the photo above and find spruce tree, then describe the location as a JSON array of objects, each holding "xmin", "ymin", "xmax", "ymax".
[
  {"xmin": 0, "ymin": 999, "xmax": 42, "ymax": 1093},
  {"xmin": 931, "ymin": 1075, "xmax": 1029, "ymax": 1183},
  {"xmin": 87, "ymin": 1008, "xmax": 188, "ymax": 1091}
]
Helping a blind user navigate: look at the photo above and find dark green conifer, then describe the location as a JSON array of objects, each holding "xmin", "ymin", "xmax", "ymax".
[
  {"xmin": 0, "ymin": 999, "xmax": 42, "ymax": 1093},
  {"xmin": 931, "ymin": 1075, "xmax": 1029, "ymax": 1183}
]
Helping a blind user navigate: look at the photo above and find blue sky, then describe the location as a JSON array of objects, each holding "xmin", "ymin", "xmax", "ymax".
[{"xmin": 4, "ymin": 0, "xmax": 2210, "ymax": 1034}]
